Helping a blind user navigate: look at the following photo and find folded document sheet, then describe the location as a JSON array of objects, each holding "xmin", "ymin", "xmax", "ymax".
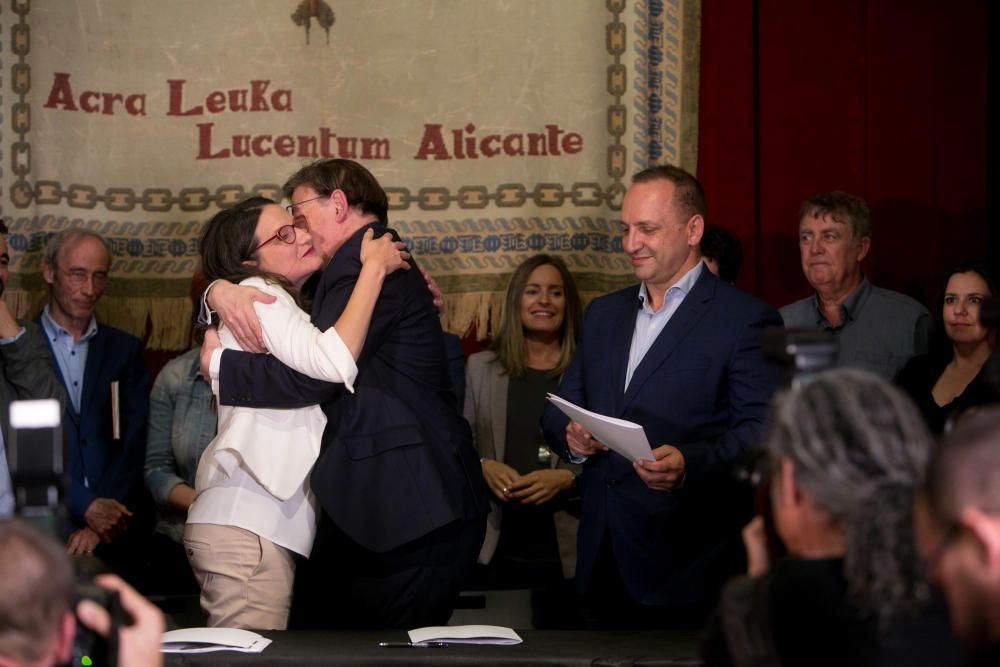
[
  {"xmin": 161, "ymin": 627, "xmax": 272, "ymax": 654},
  {"xmin": 409, "ymin": 625, "xmax": 523, "ymax": 645}
]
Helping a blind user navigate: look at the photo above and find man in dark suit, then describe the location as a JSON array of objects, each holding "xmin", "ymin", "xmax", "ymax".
[
  {"xmin": 35, "ymin": 229, "xmax": 152, "ymax": 577},
  {"xmin": 203, "ymin": 159, "xmax": 489, "ymax": 629},
  {"xmin": 0, "ymin": 224, "xmax": 67, "ymax": 518},
  {"xmin": 541, "ymin": 165, "xmax": 782, "ymax": 628}
]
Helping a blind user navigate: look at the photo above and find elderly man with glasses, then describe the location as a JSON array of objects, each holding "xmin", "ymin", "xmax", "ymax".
[{"xmin": 35, "ymin": 228, "xmax": 153, "ymax": 584}]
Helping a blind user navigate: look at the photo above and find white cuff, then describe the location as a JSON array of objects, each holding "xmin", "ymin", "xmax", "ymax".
[
  {"xmin": 209, "ymin": 347, "xmax": 223, "ymax": 396},
  {"xmin": 199, "ymin": 279, "xmax": 221, "ymax": 326}
]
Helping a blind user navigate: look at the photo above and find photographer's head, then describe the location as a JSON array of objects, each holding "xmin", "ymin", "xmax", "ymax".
[
  {"xmin": 764, "ymin": 368, "xmax": 932, "ymax": 626},
  {"xmin": 916, "ymin": 406, "xmax": 1000, "ymax": 655},
  {"xmin": 0, "ymin": 519, "xmax": 75, "ymax": 667}
]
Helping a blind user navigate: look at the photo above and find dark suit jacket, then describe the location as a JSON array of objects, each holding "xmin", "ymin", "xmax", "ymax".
[
  {"xmin": 219, "ymin": 223, "xmax": 489, "ymax": 553},
  {"xmin": 0, "ymin": 322, "xmax": 67, "ymax": 445},
  {"xmin": 541, "ymin": 266, "xmax": 783, "ymax": 608},
  {"xmin": 36, "ymin": 316, "xmax": 150, "ymax": 526}
]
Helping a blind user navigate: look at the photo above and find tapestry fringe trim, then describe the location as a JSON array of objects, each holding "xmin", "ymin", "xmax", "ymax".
[{"xmin": 7, "ymin": 289, "xmax": 192, "ymax": 351}]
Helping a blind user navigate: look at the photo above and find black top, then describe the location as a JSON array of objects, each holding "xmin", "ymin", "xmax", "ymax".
[
  {"xmin": 504, "ymin": 368, "xmax": 561, "ymax": 475},
  {"xmin": 701, "ymin": 557, "xmax": 964, "ymax": 667},
  {"xmin": 895, "ymin": 352, "xmax": 999, "ymax": 434}
]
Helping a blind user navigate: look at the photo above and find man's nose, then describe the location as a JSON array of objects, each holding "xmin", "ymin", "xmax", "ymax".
[{"xmin": 623, "ymin": 229, "xmax": 638, "ymax": 253}]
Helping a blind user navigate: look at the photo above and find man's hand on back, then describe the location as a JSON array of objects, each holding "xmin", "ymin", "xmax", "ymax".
[{"xmin": 205, "ymin": 279, "xmax": 275, "ymax": 353}]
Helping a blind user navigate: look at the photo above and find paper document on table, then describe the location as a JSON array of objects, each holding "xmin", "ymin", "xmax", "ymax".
[
  {"xmin": 161, "ymin": 628, "xmax": 271, "ymax": 654},
  {"xmin": 409, "ymin": 624, "xmax": 522, "ymax": 645},
  {"xmin": 546, "ymin": 394, "xmax": 653, "ymax": 463}
]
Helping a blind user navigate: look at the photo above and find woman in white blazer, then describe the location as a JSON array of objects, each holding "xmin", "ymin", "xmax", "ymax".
[
  {"xmin": 185, "ymin": 196, "xmax": 408, "ymax": 630},
  {"xmin": 463, "ymin": 254, "xmax": 583, "ymax": 627}
]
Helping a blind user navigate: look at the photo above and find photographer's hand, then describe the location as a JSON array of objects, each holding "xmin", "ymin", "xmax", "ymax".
[
  {"xmin": 76, "ymin": 574, "xmax": 165, "ymax": 667},
  {"xmin": 742, "ymin": 515, "xmax": 770, "ymax": 576},
  {"xmin": 67, "ymin": 527, "xmax": 100, "ymax": 555},
  {"xmin": 85, "ymin": 498, "xmax": 132, "ymax": 541}
]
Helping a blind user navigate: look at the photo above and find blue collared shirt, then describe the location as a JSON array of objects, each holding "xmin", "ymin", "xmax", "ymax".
[
  {"xmin": 625, "ymin": 262, "xmax": 703, "ymax": 391},
  {"xmin": 39, "ymin": 305, "xmax": 98, "ymax": 413}
]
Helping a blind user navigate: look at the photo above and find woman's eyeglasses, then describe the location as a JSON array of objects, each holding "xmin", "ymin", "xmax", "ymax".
[{"xmin": 253, "ymin": 224, "xmax": 297, "ymax": 251}]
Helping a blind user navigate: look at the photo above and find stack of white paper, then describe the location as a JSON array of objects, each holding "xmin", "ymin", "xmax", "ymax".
[
  {"xmin": 546, "ymin": 394, "xmax": 653, "ymax": 462},
  {"xmin": 161, "ymin": 628, "xmax": 272, "ymax": 654},
  {"xmin": 409, "ymin": 625, "xmax": 522, "ymax": 645}
]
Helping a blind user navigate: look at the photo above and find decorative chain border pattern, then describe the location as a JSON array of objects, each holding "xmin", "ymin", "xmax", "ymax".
[{"xmin": 3, "ymin": 1, "xmax": 643, "ymax": 214}]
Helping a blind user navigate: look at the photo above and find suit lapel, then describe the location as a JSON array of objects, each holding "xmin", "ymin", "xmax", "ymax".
[
  {"xmin": 608, "ymin": 288, "xmax": 640, "ymax": 416},
  {"xmin": 34, "ymin": 313, "xmax": 80, "ymax": 427},
  {"xmin": 80, "ymin": 327, "xmax": 107, "ymax": 424},
  {"xmin": 621, "ymin": 270, "xmax": 716, "ymax": 411}
]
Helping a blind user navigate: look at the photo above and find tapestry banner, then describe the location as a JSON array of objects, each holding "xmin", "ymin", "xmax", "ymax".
[{"xmin": 0, "ymin": 0, "xmax": 700, "ymax": 349}]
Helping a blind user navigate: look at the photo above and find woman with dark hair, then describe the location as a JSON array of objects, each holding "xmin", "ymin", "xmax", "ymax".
[
  {"xmin": 463, "ymin": 253, "xmax": 583, "ymax": 626},
  {"xmin": 185, "ymin": 196, "xmax": 408, "ymax": 630},
  {"xmin": 702, "ymin": 369, "xmax": 962, "ymax": 666},
  {"xmin": 896, "ymin": 261, "xmax": 998, "ymax": 434}
]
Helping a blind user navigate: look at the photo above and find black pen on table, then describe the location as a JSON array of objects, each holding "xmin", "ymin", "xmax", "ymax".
[{"xmin": 378, "ymin": 641, "xmax": 450, "ymax": 648}]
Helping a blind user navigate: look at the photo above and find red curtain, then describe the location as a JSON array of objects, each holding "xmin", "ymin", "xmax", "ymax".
[{"xmin": 698, "ymin": 0, "xmax": 988, "ymax": 311}]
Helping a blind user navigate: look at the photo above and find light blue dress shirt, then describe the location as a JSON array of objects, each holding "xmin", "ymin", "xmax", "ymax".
[
  {"xmin": 625, "ymin": 262, "xmax": 703, "ymax": 391},
  {"xmin": 39, "ymin": 305, "xmax": 98, "ymax": 414}
]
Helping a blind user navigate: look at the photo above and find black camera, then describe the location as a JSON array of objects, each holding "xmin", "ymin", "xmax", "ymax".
[
  {"xmin": 734, "ymin": 327, "xmax": 839, "ymax": 562},
  {"xmin": 7, "ymin": 399, "xmax": 121, "ymax": 667},
  {"xmin": 762, "ymin": 326, "xmax": 838, "ymax": 388}
]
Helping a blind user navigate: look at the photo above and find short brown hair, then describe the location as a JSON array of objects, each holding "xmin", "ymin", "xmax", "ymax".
[
  {"xmin": 283, "ymin": 159, "xmax": 388, "ymax": 224},
  {"xmin": 799, "ymin": 191, "xmax": 871, "ymax": 242},
  {"xmin": 0, "ymin": 519, "xmax": 74, "ymax": 663},
  {"xmin": 631, "ymin": 164, "xmax": 708, "ymax": 221}
]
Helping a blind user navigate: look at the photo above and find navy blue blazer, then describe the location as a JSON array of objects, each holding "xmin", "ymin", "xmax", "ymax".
[
  {"xmin": 541, "ymin": 267, "xmax": 783, "ymax": 608},
  {"xmin": 36, "ymin": 317, "xmax": 150, "ymax": 526},
  {"xmin": 219, "ymin": 223, "xmax": 489, "ymax": 553}
]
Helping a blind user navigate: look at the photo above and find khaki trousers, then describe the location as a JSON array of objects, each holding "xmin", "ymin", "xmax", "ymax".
[{"xmin": 184, "ymin": 523, "xmax": 296, "ymax": 630}]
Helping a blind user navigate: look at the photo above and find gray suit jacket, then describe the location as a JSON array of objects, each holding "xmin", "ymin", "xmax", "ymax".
[
  {"xmin": 0, "ymin": 322, "xmax": 68, "ymax": 514},
  {"xmin": 463, "ymin": 350, "xmax": 579, "ymax": 578}
]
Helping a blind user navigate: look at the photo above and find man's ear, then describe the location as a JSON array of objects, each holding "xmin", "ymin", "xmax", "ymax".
[
  {"xmin": 330, "ymin": 189, "xmax": 349, "ymax": 223},
  {"xmin": 53, "ymin": 610, "xmax": 76, "ymax": 664},
  {"xmin": 959, "ymin": 506, "xmax": 1000, "ymax": 569},
  {"xmin": 42, "ymin": 260, "xmax": 55, "ymax": 285},
  {"xmin": 688, "ymin": 214, "xmax": 705, "ymax": 247},
  {"xmin": 773, "ymin": 457, "xmax": 798, "ymax": 508},
  {"xmin": 856, "ymin": 236, "xmax": 871, "ymax": 263}
]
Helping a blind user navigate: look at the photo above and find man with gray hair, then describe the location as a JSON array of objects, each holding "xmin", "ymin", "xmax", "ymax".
[
  {"xmin": 916, "ymin": 406, "xmax": 1000, "ymax": 665},
  {"xmin": 780, "ymin": 192, "xmax": 929, "ymax": 379},
  {"xmin": 35, "ymin": 229, "xmax": 152, "ymax": 574}
]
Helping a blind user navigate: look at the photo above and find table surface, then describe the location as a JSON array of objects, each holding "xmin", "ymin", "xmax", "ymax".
[{"xmin": 163, "ymin": 629, "xmax": 703, "ymax": 666}]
